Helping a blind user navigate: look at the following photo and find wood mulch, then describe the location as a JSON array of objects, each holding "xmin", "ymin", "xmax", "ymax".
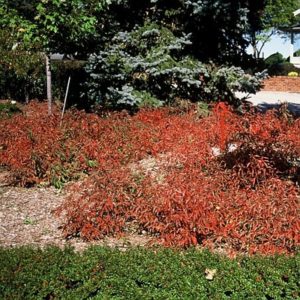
[{"xmin": 0, "ymin": 170, "xmax": 153, "ymax": 252}]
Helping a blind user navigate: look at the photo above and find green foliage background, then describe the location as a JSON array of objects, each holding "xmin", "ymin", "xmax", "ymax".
[{"xmin": 0, "ymin": 0, "xmax": 295, "ymax": 107}]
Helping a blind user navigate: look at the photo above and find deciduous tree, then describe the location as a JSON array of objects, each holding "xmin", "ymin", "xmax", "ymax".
[{"xmin": 248, "ymin": 0, "xmax": 300, "ymax": 59}]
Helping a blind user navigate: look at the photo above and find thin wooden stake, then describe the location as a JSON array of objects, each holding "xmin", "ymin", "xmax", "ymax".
[{"xmin": 60, "ymin": 76, "xmax": 71, "ymax": 126}]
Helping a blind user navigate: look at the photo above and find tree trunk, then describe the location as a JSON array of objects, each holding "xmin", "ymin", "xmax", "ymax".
[
  {"xmin": 250, "ymin": 32, "xmax": 259, "ymax": 59},
  {"xmin": 45, "ymin": 54, "xmax": 52, "ymax": 115}
]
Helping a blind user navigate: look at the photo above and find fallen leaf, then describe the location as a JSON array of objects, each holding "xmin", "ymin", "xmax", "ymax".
[{"xmin": 205, "ymin": 268, "xmax": 217, "ymax": 280}]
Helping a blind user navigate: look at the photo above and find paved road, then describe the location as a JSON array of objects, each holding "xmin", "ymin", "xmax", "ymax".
[{"xmin": 236, "ymin": 91, "xmax": 300, "ymax": 116}]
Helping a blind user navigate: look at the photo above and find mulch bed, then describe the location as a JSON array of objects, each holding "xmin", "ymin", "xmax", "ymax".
[{"xmin": 0, "ymin": 170, "xmax": 153, "ymax": 252}]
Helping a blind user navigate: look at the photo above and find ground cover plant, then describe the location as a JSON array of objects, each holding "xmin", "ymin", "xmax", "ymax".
[
  {"xmin": 0, "ymin": 246, "xmax": 299, "ymax": 299},
  {"xmin": 0, "ymin": 102, "xmax": 299, "ymax": 255}
]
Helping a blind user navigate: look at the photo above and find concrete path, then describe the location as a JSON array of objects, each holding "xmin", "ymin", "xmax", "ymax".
[{"xmin": 235, "ymin": 91, "xmax": 300, "ymax": 116}]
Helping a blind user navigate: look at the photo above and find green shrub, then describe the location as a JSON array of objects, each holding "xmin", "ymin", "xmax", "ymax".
[
  {"xmin": 0, "ymin": 59, "xmax": 45, "ymax": 102},
  {"xmin": 84, "ymin": 23, "xmax": 265, "ymax": 109},
  {"xmin": 0, "ymin": 246, "xmax": 299, "ymax": 299},
  {"xmin": 265, "ymin": 52, "xmax": 285, "ymax": 67},
  {"xmin": 267, "ymin": 62, "xmax": 300, "ymax": 76},
  {"xmin": 0, "ymin": 101, "xmax": 21, "ymax": 118},
  {"xmin": 0, "ymin": 27, "xmax": 45, "ymax": 102},
  {"xmin": 263, "ymin": 53, "xmax": 300, "ymax": 77}
]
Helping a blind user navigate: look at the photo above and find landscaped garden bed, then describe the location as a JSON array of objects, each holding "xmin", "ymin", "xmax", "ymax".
[
  {"xmin": 0, "ymin": 101, "xmax": 299, "ymax": 256},
  {"xmin": 1, "ymin": 1, "xmax": 300, "ymax": 298}
]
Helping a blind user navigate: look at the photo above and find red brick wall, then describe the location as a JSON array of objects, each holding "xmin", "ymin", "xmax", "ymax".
[{"xmin": 263, "ymin": 76, "xmax": 300, "ymax": 92}]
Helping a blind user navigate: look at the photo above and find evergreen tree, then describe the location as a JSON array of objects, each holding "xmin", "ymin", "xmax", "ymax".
[{"xmin": 85, "ymin": 23, "xmax": 265, "ymax": 109}]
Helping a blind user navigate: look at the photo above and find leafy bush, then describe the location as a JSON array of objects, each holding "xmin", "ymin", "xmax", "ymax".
[
  {"xmin": 1, "ymin": 102, "xmax": 299, "ymax": 254},
  {"xmin": 0, "ymin": 53, "xmax": 45, "ymax": 102},
  {"xmin": 84, "ymin": 23, "xmax": 265, "ymax": 109},
  {"xmin": 0, "ymin": 26, "xmax": 87, "ymax": 104},
  {"xmin": 267, "ymin": 62, "xmax": 300, "ymax": 76},
  {"xmin": 265, "ymin": 52, "xmax": 285, "ymax": 67},
  {"xmin": 276, "ymin": 62, "xmax": 299, "ymax": 76},
  {"xmin": 0, "ymin": 246, "xmax": 299, "ymax": 299},
  {"xmin": 0, "ymin": 103, "xmax": 83, "ymax": 186},
  {"xmin": 288, "ymin": 71, "xmax": 298, "ymax": 77},
  {"xmin": 58, "ymin": 105, "xmax": 299, "ymax": 254},
  {"xmin": 263, "ymin": 53, "xmax": 300, "ymax": 76},
  {"xmin": 217, "ymin": 104, "xmax": 300, "ymax": 187},
  {"xmin": 0, "ymin": 101, "xmax": 21, "ymax": 118},
  {"xmin": 0, "ymin": 26, "xmax": 46, "ymax": 101}
]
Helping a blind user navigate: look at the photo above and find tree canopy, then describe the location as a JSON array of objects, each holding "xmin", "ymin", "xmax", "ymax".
[
  {"xmin": 1, "ymin": 0, "xmax": 109, "ymax": 56},
  {"xmin": 248, "ymin": 0, "xmax": 300, "ymax": 59},
  {"xmin": 5, "ymin": 0, "xmax": 299, "ymax": 62},
  {"xmin": 0, "ymin": 0, "xmax": 281, "ymax": 105},
  {"xmin": 0, "ymin": 0, "xmax": 268, "ymax": 63}
]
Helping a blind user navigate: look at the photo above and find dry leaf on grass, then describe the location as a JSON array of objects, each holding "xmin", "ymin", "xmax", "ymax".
[{"xmin": 205, "ymin": 268, "xmax": 217, "ymax": 280}]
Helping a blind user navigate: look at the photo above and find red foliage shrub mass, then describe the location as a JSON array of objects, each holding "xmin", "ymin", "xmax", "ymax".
[{"xmin": 0, "ymin": 102, "xmax": 299, "ymax": 255}]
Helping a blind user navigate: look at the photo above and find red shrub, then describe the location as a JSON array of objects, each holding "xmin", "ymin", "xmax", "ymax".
[{"xmin": 1, "ymin": 101, "xmax": 299, "ymax": 255}]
